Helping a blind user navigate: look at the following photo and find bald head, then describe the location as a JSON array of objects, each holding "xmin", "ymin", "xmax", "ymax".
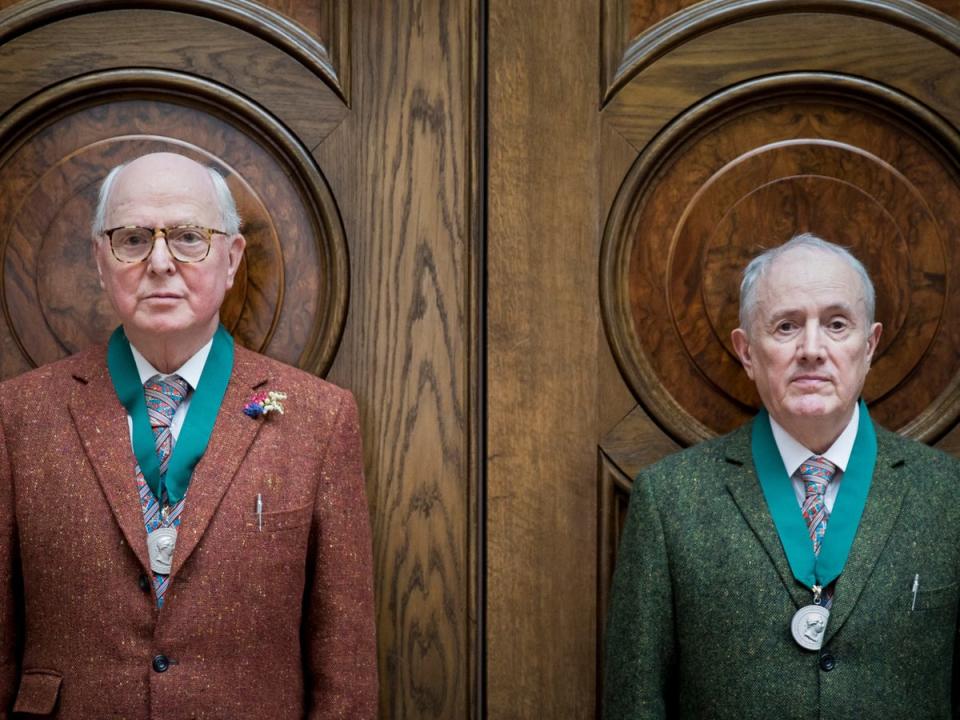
[{"xmin": 91, "ymin": 152, "xmax": 240, "ymax": 237}]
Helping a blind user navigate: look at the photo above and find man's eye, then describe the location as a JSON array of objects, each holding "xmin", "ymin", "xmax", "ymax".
[
  {"xmin": 171, "ymin": 230, "xmax": 206, "ymax": 245},
  {"xmin": 828, "ymin": 320, "xmax": 848, "ymax": 331},
  {"xmin": 118, "ymin": 232, "xmax": 151, "ymax": 247},
  {"xmin": 776, "ymin": 322, "xmax": 796, "ymax": 333}
]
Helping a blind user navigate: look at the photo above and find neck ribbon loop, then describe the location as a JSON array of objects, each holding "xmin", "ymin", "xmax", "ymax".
[
  {"xmin": 751, "ymin": 399, "xmax": 877, "ymax": 591},
  {"xmin": 108, "ymin": 324, "xmax": 234, "ymax": 504}
]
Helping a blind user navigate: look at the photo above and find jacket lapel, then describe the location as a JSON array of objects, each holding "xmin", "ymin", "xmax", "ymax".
[
  {"xmin": 169, "ymin": 349, "xmax": 268, "ymax": 577},
  {"xmin": 722, "ymin": 421, "xmax": 911, "ymax": 640},
  {"xmin": 824, "ymin": 429, "xmax": 909, "ymax": 643},
  {"xmin": 724, "ymin": 425, "xmax": 810, "ymax": 609},
  {"xmin": 68, "ymin": 353, "xmax": 153, "ymax": 576}
]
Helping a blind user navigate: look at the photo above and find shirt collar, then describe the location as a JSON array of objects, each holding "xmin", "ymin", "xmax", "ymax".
[
  {"xmin": 769, "ymin": 402, "xmax": 859, "ymax": 477},
  {"xmin": 129, "ymin": 337, "xmax": 214, "ymax": 391}
]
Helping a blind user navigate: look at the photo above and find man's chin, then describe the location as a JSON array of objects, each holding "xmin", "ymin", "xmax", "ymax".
[{"xmin": 125, "ymin": 313, "xmax": 203, "ymax": 340}]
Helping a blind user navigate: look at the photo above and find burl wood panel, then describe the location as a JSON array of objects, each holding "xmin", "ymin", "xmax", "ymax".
[
  {"xmin": 258, "ymin": 0, "xmax": 325, "ymax": 41},
  {"xmin": 625, "ymin": 0, "xmax": 700, "ymax": 39},
  {"xmin": 926, "ymin": 0, "xmax": 960, "ymax": 19},
  {"xmin": 602, "ymin": 82, "xmax": 960, "ymax": 445},
  {"xmin": 313, "ymin": 1, "xmax": 481, "ymax": 718},
  {"xmin": 0, "ymin": 89, "xmax": 350, "ymax": 380}
]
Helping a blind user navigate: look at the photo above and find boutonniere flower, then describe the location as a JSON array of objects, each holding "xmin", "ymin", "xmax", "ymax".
[{"xmin": 243, "ymin": 390, "xmax": 288, "ymax": 418}]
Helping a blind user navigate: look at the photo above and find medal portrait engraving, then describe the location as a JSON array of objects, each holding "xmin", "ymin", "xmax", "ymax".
[
  {"xmin": 791, "ymin": 604, "xmax": 830, "ymax": 651},
  {"xmin": 147, "ymin": 526, "xmax": 178, "ymax": 574}
]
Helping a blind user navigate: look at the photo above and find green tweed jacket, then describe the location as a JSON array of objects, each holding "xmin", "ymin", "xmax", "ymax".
[{"xmin": 604, "ymin": 422, "xmax": 960, "ymax": 720}]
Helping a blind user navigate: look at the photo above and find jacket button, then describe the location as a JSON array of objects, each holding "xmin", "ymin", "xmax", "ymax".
[
  {"xmin": 138, "ymin": 574, "xmax": 150, "ymax": 592},
  {"xmin": 819, "ymin": 653, "xmax": 836, "ymax": 672},
  {"xmin": 152, "ymin": 655, "xmax": 170, "ymax": 673}
]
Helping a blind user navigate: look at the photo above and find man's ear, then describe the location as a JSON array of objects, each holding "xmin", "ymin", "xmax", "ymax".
[
  {"xmin": 92, "ymin": 236, "xmax": 106, "ymax": 290},
  {"xmin": 224, "ymin": 233, "xmax": 247, "ymax": 290},
  {"xmin": 731, "ymin": 327, "xmax": 755, "ymax": 380},
  {"xmin": 865, "ymin": 321, "xmax": 883, "ymax": 366}
]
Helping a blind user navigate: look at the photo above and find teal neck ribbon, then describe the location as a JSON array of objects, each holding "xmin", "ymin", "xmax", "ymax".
[
  {"xmin": 752, "ymin": 399, "xmax": 877, "ymax": 592},
  {"xmin": 108, "ymin": 324, "xmax": 234, "ymax": 505}
]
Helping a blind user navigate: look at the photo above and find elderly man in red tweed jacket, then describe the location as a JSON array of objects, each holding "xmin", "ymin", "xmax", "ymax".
[{"xmin": 0, "ymin": 153, "xmax": 378, "ymax": 718}]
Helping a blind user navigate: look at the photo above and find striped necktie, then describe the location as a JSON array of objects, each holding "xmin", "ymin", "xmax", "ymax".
[
  {"xmin": 144, "ymin": 374, "xmax": 189, "ymax": 493},
  {"xmin": 799, "ymin": 455, "xmax": 837, "ymax": 607},
  {"xmin": 140, "ymin": 374, "xmax": 189, "ymax": 608}
]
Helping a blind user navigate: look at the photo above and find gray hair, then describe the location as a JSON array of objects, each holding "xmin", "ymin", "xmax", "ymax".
[
  {"xmin": 738, "ymin": 233, "xmax": 876, "ymax": 330},
  {"xmin": 90, "ymin": 160, "xmax": 241, "ymax": 237}
]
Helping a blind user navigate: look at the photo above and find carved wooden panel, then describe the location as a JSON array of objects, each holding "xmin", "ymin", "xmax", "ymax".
[
  {"xmin": 595, "ymin": 405, "xmax": 678, "ymax": 710},
  {"xmin": 0, "ymin": 1, "xmax": 347, "ymax": 148},
  {"xmin": 0, "ymin": 5, "xmax": 485, "ymax": 719},
  {"xmin": 595, "ymin": 442, "xmax": 649, "ymax": 714},
  {"xmin": 0, "ymin": 71, "xmax": 347, "ymax": 379},
  {"xmin": 601, "ymin": 74, "xmax": 960, "ymax": 446},
  {"xmin": 604, "ymin": 0, "xmax": 960, "ymax": 89},
  {"xmin": 602, "ymin": 0, "xmax": 960, "ymax": 113},
  {"xmin": 595, "ymin": 2, "xmax": 960, "ymax": 714},
  {"xmin": 256, "ymin": 0, "xmax": 351, "ymax": 100}
]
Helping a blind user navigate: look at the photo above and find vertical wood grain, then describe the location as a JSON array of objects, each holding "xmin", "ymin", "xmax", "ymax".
[
  {"xmin": 487, "ymin": 0, "xmax": 601, "ymax": 716},
  {"xmin": 315, "ymin": 1, "xmax": 480, "ymax": 717}
]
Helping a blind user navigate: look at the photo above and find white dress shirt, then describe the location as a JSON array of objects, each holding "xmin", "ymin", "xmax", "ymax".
[
  {"xmin": 769, "ymin": 402, "xmax": 859, "ymax": 514},
  {"xmin": 126, "ymin": 338, "xmax": 213, "ymax": 444}
]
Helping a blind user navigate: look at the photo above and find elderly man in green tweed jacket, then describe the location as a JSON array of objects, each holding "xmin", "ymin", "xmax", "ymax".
[{"xmin": 605, "ymin": 234, "xmax": 960, "ymax": 719}]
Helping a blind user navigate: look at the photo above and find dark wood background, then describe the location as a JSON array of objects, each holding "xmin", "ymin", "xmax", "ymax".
[
  {"xmin": 0, "ymin": 1, "xmax": 481, "ymax": 718},
  {"xmin": 491, "ymin": 0, "xmax": 960, "ymax": 717},
  {"xmin": 4, "ymin": 0, "xmax": 960, "ymax": 717}
]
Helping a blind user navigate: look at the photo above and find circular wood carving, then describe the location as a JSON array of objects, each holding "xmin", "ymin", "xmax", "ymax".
[
  {"xmin": 601, "ymin": 73, "xmax": 960, "ymax": 444},
  {"xmin": 0, "ymin": 69, "xmax": 347, "ymax": 379}
]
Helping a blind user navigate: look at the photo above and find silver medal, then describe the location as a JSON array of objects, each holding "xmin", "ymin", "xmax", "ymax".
[
  {"xmin": 791, "ymin": 604, "xmax": 830, "ymax": 650},
  {"xmin": 146, "ymin": 526, "xmax": 178, "ymax": 575}
]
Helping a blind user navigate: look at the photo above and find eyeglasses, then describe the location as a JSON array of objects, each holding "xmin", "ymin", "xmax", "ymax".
[{"xmin": 103, "ymin": 225, "xmax": 228, "ymax": 263}]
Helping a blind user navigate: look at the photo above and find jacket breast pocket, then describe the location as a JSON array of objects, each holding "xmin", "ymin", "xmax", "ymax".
[
  {"xmin": 13, "ymin": 669, "xmax": 62, "ymax": 715},
  {"xmin": 912, "ymin": 582, "xmax": 959, "ymax": 611},
  {"xmin": 240, "ymin": 503, "xmax": 313, "ymax": 533}
]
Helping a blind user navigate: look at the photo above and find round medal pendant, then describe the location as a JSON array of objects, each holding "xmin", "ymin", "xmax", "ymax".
[
  {"xmin": 146, "ymin": 526, "xmax": 178, "ymax": 575},
  {"xmin": 791, "ymin": 604, "xmax": 830, "ymax": 650}
]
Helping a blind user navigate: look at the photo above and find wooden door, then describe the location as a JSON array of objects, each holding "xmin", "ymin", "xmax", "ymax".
[
  {"xmin": 0, "ymin": 1, "xmax": 481, "ymax": 718},
  {"xmin": 488, "ymin": 0, "xmax": 960, "ymax": 716},
  {"xmin": 8, "ymin": 0, "xmax": 960, "ymax": 717}
]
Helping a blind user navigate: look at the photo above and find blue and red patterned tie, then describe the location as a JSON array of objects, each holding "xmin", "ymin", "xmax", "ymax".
[
  {"xmin": 800, "ymin": 455, "xmax": 837, "ymax": 608},
  {"xmin": 138, "ymin": 374, "xmax": 189, "ymax": 608}
]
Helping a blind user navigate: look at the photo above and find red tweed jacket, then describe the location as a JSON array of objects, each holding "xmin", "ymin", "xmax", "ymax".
[{"xmin": 0, "ymin": 344, "xmax": 377, "ymax": 718}]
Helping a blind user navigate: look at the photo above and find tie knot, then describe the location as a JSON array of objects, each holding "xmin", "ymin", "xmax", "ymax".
[
  {"xmin": 800, "ymin": 455, "xmax": 836, "ymax": 494},
  {"xmin": 144, "ymin": 374, "xmax": 189, "ymax": 428}
]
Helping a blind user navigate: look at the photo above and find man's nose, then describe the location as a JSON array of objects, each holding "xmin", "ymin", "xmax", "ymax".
[
  {"xmin": 798, "ymin": 321, "xmax": 826, "ymax": 360},
  {"xmin": 146, "ymin": 232, "xmax": 176, "ymax": 273}
]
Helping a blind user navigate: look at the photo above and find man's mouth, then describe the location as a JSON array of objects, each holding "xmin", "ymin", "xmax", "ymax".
[{"xmin": 791, "ymin": 374, "xmax": 830, "ymax": 387}]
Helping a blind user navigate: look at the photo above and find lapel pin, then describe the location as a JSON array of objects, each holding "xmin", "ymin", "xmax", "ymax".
[{"xmin": 243, "ymin": 390, "xmax": 287, "ymax": 418}]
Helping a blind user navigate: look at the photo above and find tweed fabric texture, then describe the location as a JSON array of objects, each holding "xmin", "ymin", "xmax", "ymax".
[
  {"xmin": 604, "ymin": 422, "xmax": 960, "ymax": 720},
  {"xmin": 0, "ymin": 344, "xmax": 378, "ymax": 718}
]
